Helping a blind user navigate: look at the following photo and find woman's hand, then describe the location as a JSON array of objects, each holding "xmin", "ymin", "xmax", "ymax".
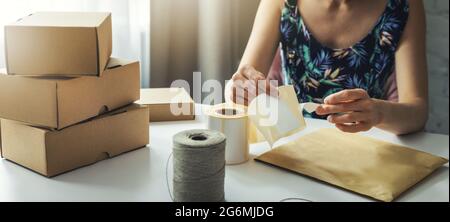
[
  {"xmin": 316, "ymin": 89, "xmax": 384, "ymax": 133},
  {"xmin": 230, "ymin": 65, "xmax": 278, "ymax": 106}
]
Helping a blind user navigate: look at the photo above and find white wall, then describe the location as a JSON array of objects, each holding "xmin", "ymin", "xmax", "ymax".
[{"xmin": 425, "ymin": 0, "xmax": 449, "ymax": 134}]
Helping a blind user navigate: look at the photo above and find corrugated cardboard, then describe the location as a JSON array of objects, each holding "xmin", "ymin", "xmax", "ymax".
[
  {"xmin": 137, "ymin": 88, "xmax": 195, "ymax": 122},
  {"xmin": 5, "ymin": 12, "xmax": 112, "ymax": 76},
  {"xmin": 0, "ymin": 57, "xmax": 140, "ymax": 129},
  {"xmin": 1, "ymin": 104, "xmax": 150, "ymax": 177}
]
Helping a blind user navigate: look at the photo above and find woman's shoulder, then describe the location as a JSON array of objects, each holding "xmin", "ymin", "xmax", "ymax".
[
  {"xmin": 259, "ymin": 0, "xmax": 286, "ymax": 11},
  {"xmin": 373, "ymin": 0, "xmax": 410, "ymax": 50}
]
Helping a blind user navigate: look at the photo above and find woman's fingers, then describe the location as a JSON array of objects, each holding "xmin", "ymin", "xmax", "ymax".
[
  {"xmin": 327, "ymin": 112, "xmax": 366, "ymax": 124},
  {"xmin": 265, "ymin": 79, "xmax": 279, "ymax": 97},
  {"xmin": 240, "ymin": 65, "xmax": 266, "ymax": 81},
  {"xmin": 314, "ymin": 89, "xmax": 379, "ymax": 133},
  {"xmin": 317, "ymin": 89, "xmax": 371, "ymax": 115},
  {"xmin": 239, "ymin": 65, "xmax": 277, "ymax": 96},
  {"xmin": 240, "ymin": 80, "xmax": 256, "ymax": 96},
  {"xmin": 232, "ymin": 86, "xmax": 249, "ymax": 105},
  {"xmin": 234, "ymin": 94, "xmax": 249, "ymax": 106},
  {"xmin": 324, "ymin": 89, "xmax": 370, "ymax": 105},
  {"xmin": 316, "ymin": 99, "xmax": 369, "ymax": 115},
  {"xmin": 335, "ymin": 122, "xmax": 372, "ymax": 133},
  {"xmin": 231, "ymin": 80, "xmax": 260, "ymax": 105},
  {"xmin": 243, "ymin": 67, "xmax": 277, "ymax": 97},
  {"xmin": 231, "ymin": 65, "xmax": 278, "ymax": 105}
]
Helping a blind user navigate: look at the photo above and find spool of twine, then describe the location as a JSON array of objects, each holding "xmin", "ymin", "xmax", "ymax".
[{"xmin": 172, "ymin": 129, "xmax": 226, "ymax": 202}]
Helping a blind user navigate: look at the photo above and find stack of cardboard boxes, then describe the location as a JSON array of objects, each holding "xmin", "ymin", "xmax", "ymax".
[{"xmin": 0, "ymin": 12, "xmax": 149, "ymax": 177}]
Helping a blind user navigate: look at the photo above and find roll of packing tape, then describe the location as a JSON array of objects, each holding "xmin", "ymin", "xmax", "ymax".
[
  {"xmin": 207, "ymin": 103, "xmax": 250, "ymax": 165},
  {"xmin": 207, "ymin": 85, "xmax": 306, "ymax": 163}
]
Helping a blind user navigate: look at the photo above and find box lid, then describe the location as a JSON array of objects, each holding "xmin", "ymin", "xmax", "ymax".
[
  {"xmin": 5, "ymin": 12, "xmax": 112, "ymax": 76},
  {"xmin": 11, "ymin": 12, "xmax": 110, "ymax": 28}
]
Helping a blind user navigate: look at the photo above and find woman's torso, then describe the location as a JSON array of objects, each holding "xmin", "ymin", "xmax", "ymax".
[{"xmin": 279, "ymin": 0, "xmax": 409, "ymax": 111}]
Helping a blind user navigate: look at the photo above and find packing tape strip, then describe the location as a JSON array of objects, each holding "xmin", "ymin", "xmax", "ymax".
[
  {"xmin": 207, "ymin": 85, "xmax": 307, "ymax": 164},
  {"xmin": 248, "ymin": 85, "xmax": 306, "ymax": 146}
]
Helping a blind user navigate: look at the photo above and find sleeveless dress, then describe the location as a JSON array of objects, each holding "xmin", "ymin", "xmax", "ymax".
[{"xmin": 279, "ymin": 0, "xmax": 409, "ymax": 117}]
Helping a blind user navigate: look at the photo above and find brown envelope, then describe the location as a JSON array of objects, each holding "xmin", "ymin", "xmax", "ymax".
[{"xmin": 256, "ymin": 128, "xmax": 448, "ymax": 202}]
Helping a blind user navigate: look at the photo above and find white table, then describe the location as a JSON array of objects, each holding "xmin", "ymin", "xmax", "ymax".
[{"xmin": 0, "ymin": 105, "xmax": 448, "ymax": 202}]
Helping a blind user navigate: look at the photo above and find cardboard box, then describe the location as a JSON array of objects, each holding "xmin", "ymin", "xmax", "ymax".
[
  {"xmin": 137, "ymin": 88, "xmax": 195, "ymax": 122},
  {"xmin": 5, "ymin": 12, "xmax": 112, "ymax": 76},
  {"xmin": 0, "ymin": 57, "xmax": 140, "ymax": 129},
  {"xmin": 1, "ymin": 104, "xmax": 150, "ymax": 177}
]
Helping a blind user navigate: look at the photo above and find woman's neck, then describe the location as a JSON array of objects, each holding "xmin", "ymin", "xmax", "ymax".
[{"xmin": 319, "ymin": 0, "xmax": 357, "ymax": 11}]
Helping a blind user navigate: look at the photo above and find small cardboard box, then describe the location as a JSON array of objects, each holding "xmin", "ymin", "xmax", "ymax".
[
  {"xmin": 0, "ymin": 57, "xmax": 140, "ymax": 130},
  {"xmin": 1, "ymin": 104, "xmax": 150, "ymax": 177},
  {"xmin": 5, "ymin": 12, "xmax": 112, "ymax": 76},
  {"xmin": 137, "ymin": 88, "xmax": 195, "ymax": 122}
]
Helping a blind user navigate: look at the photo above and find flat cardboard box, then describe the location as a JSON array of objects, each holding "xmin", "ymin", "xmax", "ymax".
[
  {"xmin": 1, "ymin": 104, "xmax": 150, "ymax": 177},
  {"xmin": 137, "ymin": 88, "xmax": 195, "ymax": 122},
  {"xmin": 5, "ymin": 12, "xmax": 112, "ymax": 76},
  {"xmin": 0, "ymin": 57, "xmax": 140, "ymax": 129}
]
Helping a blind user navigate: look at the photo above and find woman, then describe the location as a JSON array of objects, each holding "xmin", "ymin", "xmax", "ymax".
[{"xmin": 228, "ymin": 0, "xmax": 428, "ymax": 135}]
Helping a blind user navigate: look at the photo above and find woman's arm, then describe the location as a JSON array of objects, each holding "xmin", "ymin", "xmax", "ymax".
[
  {"xmin": 239, "ymin": 0, "xmax": 282, "ymax": 73},
  {"xmin": 227, "ymin": 0, "xmax": 283, "ymax": 105},
  {"xmin": 316, "ymin": 0, "xmax": 429, "ymax": 135},
  {"xmin": 376, "ymin": 0, "xmax": 428, "ymax": 134}
]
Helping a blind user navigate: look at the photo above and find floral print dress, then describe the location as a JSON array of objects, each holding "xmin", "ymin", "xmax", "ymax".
[{"xmin": 280, "ymin": 0, "xmax": 409, "ymax": 117}]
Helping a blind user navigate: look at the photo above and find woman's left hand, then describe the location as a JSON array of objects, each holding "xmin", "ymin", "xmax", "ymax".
[{"xmin": 315, "ymin": 89, "xmax": 384, "ymax": 133}]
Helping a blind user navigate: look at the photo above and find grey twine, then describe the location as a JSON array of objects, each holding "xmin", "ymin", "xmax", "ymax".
[{"xmin": 169, "ymin": 129, "xmax": 226, "ymax": 202}]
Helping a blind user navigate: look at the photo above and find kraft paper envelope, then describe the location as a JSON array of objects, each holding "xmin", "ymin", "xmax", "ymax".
[{"xmin": 256, "ymin": 128, "xmax": 448, "ymax": 202}]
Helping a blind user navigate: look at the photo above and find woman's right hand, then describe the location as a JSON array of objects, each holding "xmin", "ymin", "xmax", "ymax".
[{"xmin": 229, "ymin": 65, "xmax": 278, "ymax": 106}]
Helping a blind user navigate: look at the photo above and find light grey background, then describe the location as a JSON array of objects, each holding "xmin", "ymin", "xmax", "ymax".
[{"xmin": 424, "ymin": 0, "xmax": 449, "ymax": 134}]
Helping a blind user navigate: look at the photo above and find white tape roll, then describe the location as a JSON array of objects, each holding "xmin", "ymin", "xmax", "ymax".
[
  {"xmin": 207, "ymin": 86, "xmax": 306, "ymax": 163},
  {"xmin": 207, "ymin": 103, "xmax": 249, "ymax": 165}
]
